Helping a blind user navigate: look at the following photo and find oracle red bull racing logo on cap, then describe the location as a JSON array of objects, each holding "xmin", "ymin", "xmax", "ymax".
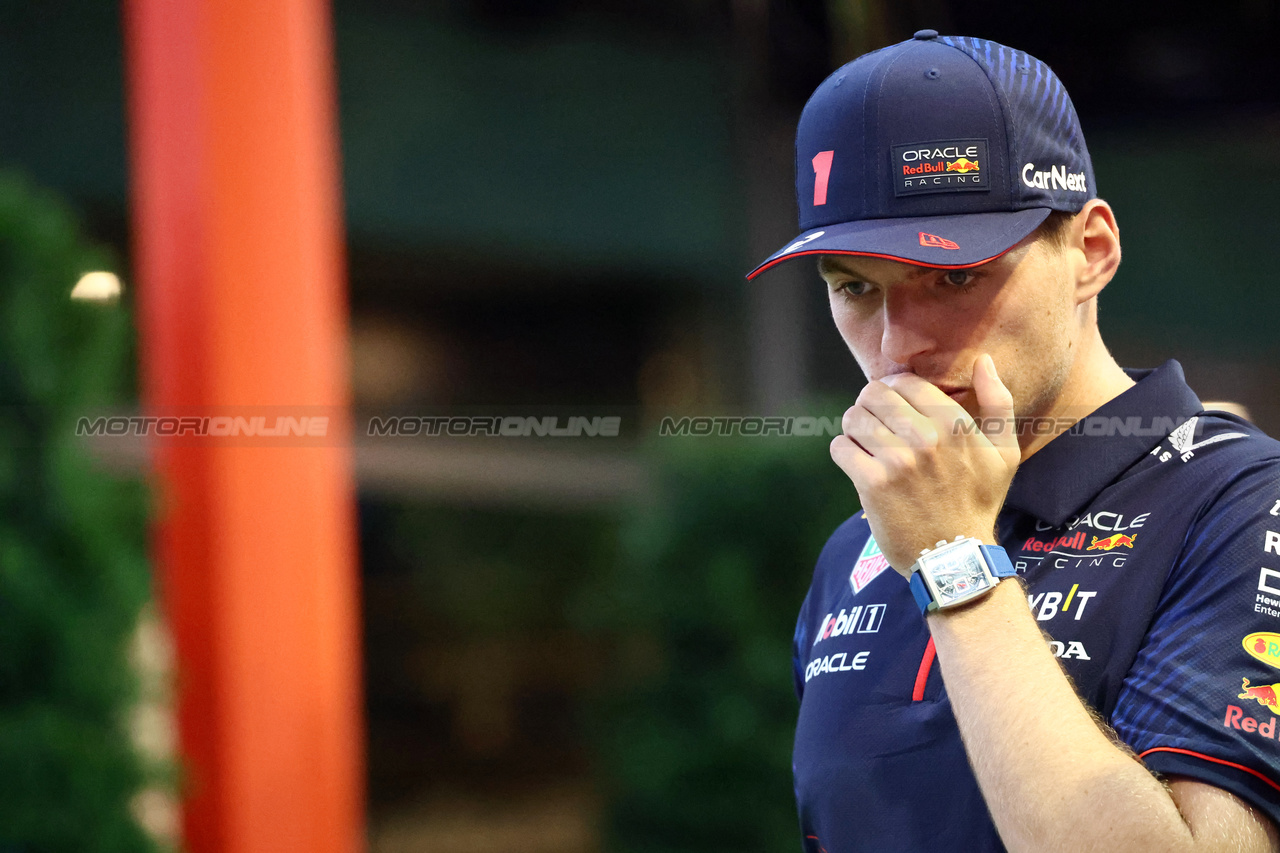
[
  {"xmin": 892, "ymin": 139, "xmax": 990, "ymax": 196},
  {"xmin": 1243, "ymin": 632, "xmax": 1280, "ymax": 669}
]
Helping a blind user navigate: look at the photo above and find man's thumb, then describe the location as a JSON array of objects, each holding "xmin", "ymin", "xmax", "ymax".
[{"xmin": 973, "ymin": 354, "xmax": 1018, "ymax": 455}]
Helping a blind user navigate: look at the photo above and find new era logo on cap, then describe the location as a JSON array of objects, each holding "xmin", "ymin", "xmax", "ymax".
[{"xmin": 919, "ymin": 232, "xmax": 959, "ymax": 250}]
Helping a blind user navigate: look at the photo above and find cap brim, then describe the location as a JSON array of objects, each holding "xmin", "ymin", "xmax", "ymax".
[{"xmin": 745, "ymin": 209, "xmax": 1052, "ymax": 279}]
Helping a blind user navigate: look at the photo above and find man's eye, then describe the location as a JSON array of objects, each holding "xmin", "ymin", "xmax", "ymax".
[
  {"xmin": 944, "ymin": 270, "xmax": 975, "ymax": 288},
  {"xmin": 837, "ymin": 280, "xmax": 870, "ymax": 297}
]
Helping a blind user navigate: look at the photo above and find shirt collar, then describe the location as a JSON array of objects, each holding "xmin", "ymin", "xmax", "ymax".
[{"xmin": 1003, "ymin": 359, "xmax": 1202, "ymax": 527}]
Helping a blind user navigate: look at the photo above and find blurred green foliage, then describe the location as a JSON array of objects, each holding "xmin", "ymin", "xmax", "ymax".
[
  {"xmin": 385, "ymin": 503, "xmax": 618, "ymax": 639},
  {"xmin": 360, "ymin": 497, "xmax": 623, "ymax": 803},
  {"xmin": 576, "ymin": 434, "xmax": 859, "ymax": 853},
  {"xmin": 364, "ymin": 431, "xmax": 858, "ymax": 851},
  {"xmin": 0, "ymin": 172, "xmax": 157, "ymax": 852}
]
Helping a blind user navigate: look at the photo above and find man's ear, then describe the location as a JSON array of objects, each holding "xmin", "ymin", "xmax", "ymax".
[{"xmin": 1070, "ymin": 200, "xmax": 1121, "ymax": 304}]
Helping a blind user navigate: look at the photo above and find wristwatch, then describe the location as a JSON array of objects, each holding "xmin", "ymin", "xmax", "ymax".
[{"xmin": 908, "ymin": 536, "xmax": 1016, "ymax": 615}]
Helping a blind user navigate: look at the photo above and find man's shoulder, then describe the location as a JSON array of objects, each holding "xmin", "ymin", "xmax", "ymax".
[
  {"xmin": 1162, "ymin": 412, "xmax": 1280, "ymax": 479},
  {"xmin": 1137, "ymin": 410, "xmax": 1280, "ymax": 543},
  {"xmin": 1187, "ymin": 410, "xmax": 1279, "ymax": 453},
  {"xmin": 816, "ymin": 511, "xmax": 873, "ymax": 563},
  {"xmin": 807, "ymin": 511, "xmax": 876, "ymax": 593},
  {"xmin": 1141, "ymin": 410, "xmax": 1280, "ymax": 484}
]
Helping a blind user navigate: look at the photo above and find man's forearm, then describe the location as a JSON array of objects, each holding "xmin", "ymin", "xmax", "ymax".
[{"xmin": 927, "ymin": 579, "xmax": 1194, "ymax": 853}]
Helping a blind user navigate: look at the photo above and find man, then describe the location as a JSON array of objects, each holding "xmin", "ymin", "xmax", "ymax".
[{"xmin": 747, "ymin": 31, "xmax": 1280, "ymax": 852}]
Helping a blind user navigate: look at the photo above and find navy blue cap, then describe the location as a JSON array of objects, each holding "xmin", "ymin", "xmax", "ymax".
[{"xmin": 747, "ymin": 33, "xmax": 1096, "ymax": 278}]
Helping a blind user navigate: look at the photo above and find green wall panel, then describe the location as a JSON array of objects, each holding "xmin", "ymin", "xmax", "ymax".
[
  {"xmin": 335, "ymin": 7, "xmax": 740, "ymax": 279},
  {"xmin": 1090, "ymin": 124, "xmax": 1278, "ymax": 354}
]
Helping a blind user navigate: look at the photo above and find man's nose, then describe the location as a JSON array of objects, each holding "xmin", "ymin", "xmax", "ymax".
[{"xmin": 880, "ymin": 291, "xmax": 936, "ymax": 365}]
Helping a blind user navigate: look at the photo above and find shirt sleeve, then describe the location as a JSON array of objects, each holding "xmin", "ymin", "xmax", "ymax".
[
  {"xmin": 1111, "ymin": 461, "xmax": 1280, "ymax": 825},
  {"xmin": 792, "ymin": 513, "xmax": 867, "ymax": 703},
  {"xmin": 793, "ymin": 589, "xmax": 812, "ymax": 701}
]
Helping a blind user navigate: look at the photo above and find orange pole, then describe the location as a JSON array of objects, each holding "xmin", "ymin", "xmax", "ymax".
[{"xmin": 124, "ymin": 1, "xmax": 364, "ymax": 851}]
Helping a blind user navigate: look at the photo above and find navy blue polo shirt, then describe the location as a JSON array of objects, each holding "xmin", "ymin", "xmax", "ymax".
[{"xmin": 792, "ymin": 361, "xmax": 1280, "ymax": 851}]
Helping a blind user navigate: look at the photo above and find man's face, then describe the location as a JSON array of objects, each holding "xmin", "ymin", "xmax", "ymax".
[{"xmin": 818, "ymin": 232, "xmax": 1078, "ymax": 421}]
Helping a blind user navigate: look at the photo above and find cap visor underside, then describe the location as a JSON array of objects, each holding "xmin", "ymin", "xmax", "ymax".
[{"xmin": 745, "ymin": 208, "xmax": 1052, "ymax": 279}]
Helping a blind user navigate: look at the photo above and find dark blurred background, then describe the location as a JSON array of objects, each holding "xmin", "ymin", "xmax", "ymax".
[{"xmin": 3, "ymin": 0, "xmax": 1278, "ymax": 850}]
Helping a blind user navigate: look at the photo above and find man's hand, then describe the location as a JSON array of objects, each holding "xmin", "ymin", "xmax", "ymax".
[{"xmin": 830, "ymin": 353, "xmax": 1021, "ymax": 574}]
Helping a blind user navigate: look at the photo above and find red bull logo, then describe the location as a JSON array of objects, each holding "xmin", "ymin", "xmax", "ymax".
[
  {"xmin": 1224, "ymin": 703, "xmax": 1279, "ymax": 738},
  {"xmin": 1238, "ymin": 677, "xmax": 1280, "ymax": 709},
  {"xmin": 1243, "ymin": 632, "xmax": 1280, "ymax": 669},
  {"xmin": 1020, "ymin": 530, "xmax": 1086, "ymax": 553},
  {"xmin": 1087, "ymin": 533, "xmax": 1136, "ymax": 551},
  {"xmin": 946, "ymin": 157, "xmax": 980, "ymax": 173}
]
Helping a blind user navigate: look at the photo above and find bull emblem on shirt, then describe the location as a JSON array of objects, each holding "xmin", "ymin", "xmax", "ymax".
[
  {"xmin": 1087, "ymin": 533, "xmax": 1136, "ymax": 551},
  {"xmin": 1239, "ymin": 677, "xmax": 1280, "ymax": 708}
]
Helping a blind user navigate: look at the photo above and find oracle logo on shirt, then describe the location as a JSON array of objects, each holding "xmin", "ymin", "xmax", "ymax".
[
  {"xmin": 804, "ymin": 650, "xmax": 870, "ymax": 683},
  {"xmin": 1036, "ymin": 510, "xmax": 1152, "ymax": 534}
]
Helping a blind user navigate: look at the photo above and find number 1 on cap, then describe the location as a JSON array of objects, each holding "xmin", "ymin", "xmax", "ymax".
[{"xmin": 812, "ymin": 150, "xmax": 834, "ymax": 206}]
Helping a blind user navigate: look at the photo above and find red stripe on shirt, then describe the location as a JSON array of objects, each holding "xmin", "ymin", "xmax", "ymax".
[
  {"xmin": 912, "ymin": 637, "xmax": 936, "ymax": 701},
  {"xmin": 1138, "ymin": 746, "xmax": 1280, "ymax": 794}
]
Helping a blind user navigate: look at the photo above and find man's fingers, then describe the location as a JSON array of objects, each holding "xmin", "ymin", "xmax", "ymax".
[
  {"xmin": 841, "ymin": 405, "xmax": 899, "ymax": 454},
  {"xmin": 856, "ymin": 380, "xmax": 941, "ymax": 448},
  {"xmin": 972, "ymin": 353, "xmax": 1019, "ymax": 457},
  {"xmin": 830, "ymin": 434, "xmax": 880, "ymax": 488}
]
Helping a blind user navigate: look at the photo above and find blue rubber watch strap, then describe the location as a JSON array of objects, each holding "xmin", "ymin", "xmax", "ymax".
[
  {"xmin": 909, "ymin": 572, "xmax": 934, "ymax": 615},
  {"xmin": 980, "ymin": 544, "xmax": 1016, "ymax": 578}
]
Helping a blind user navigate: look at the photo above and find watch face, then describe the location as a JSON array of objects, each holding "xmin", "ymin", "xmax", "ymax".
[{"xmin": 921, "ymin": 543, "xmax": 994, "ymax": 608}]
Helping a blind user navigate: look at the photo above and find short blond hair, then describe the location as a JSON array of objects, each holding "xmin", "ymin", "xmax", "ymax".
[{"xmin": 1034, "ymin": 210, "xmax": 1076, "ymax": 250}]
